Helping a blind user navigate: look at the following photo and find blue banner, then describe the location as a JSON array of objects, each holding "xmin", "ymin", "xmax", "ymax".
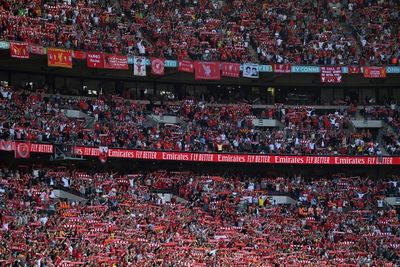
[
  {"xmin": 386, "ymin": 66, "xmax": 400, "ymax": 74},
  {"xmin": 0, "ymin": 41, "xmax": 10, "ymax": 49},
  {"xmin": 291, "ymin": 65, "xmax": 320, "ymax": 73}
]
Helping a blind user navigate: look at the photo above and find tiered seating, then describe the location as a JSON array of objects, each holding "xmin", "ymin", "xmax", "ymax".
[
  {"xmin": 0, "ymin": 168, "xmax": 399, "ymax": 266},
  {"xmin": 0, "ymin": 0, "xmax": 398, "ymax": 64},
  {"xmin": 0, "ymin": 87, "xmax": 389, "ymax": 155},
  {"xmin": 347, "ymin": 0, "xmax": 400, "ymax": 66},
  {"xmin": 361, "ymin": 105, "xmax": 400, "ymax": 155}
]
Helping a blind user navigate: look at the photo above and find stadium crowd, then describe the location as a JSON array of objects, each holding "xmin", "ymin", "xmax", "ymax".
[
  {"xmin": 0, "ymin": 86, "xmax": 390, "ymax": 156},
  {"xmin": 0, "ymin": 167, "xmax": 399, "ymax": 266},
  {"xmin": 0, "ymin": 0, "xmax": 398, "ymax": 65}
]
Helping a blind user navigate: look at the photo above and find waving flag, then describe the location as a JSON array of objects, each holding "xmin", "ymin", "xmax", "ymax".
[{"xmin": 194, "ymin": 61, "xmax": 220, "ymax": 80}]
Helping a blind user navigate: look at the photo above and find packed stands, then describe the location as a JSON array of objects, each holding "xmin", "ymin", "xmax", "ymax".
[
  {"xmin": 0, "ymin": 0, "xmax": 399, "ymax": 65},
  {"xmin": 0, "ymin": 167, "xmax": 399, "ymax": 266},
  {"xmin": 346, "ymin": 0, "xmax": 400, "ymax": 66},
  {"xmin": 0, "ymin": 86, "xmax": 392, "ymax": 155}
]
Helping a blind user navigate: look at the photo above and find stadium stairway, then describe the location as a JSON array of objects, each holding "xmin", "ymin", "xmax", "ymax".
[{"xmin": 53, "ymin": 188, "xmax": 87, "ymax": 204}]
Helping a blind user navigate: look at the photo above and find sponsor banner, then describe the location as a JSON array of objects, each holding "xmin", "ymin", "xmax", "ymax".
[
  {"xmin": 30, "ymin": 45, "xmax": 46, "ymax": 55},
  {"xmin": 364, "ymin": 66, "xmax": 386, "ymax": 78},
  {"xmin": 386, "ymin": 66, "xmax": 400, "ymax": 74},
  {"xmin": 133, "ymin": 56, "xmax": 147, "ymax": 76},
  {"xmin": 10, "ymin": 42, "xmax": 30, "ymax": 59},
  {"xmin": 72, "ymin": 147, "xmax": 400, "ymax": 165},
  {"xmin": 243, "ymin": 63, "xmax": 259, "ymax": 78},
  {"xmin": 87, "ymin": 52, "xmax": 104, "ymax": 68},
  {"xmin": 73, "ymin": 50, "xmax": 86, "ymax": 60},
  {"xmin": 178, "ymin": 60, "xmax": 194, "ymax": 73},
  {"xmin": 348, "ymin": 66, "xmax": 362, "ymax": 74},
  {"xmin": 47, "ymin": 48, "xmax": 73, "ymax": 68},
  {"xmin": 151, "ymin": 58, "xmax": 165, "ymax": 75},
  {"xmin": 272, "ymin": 64, "xmax": 291, "ymax": 73},
  {"xmin": 194, "ymin": 61, "xmax": 221, "ymax": 80},
  {"xmin": 29, "ymin": 143, "xmax": 53, "ymax": 153},
  {"xmin": 0, "ymin": 41, "xmax": 10, "ymax": 49},
  {"xmin": 165, "ymin": 60, "xmax": 178, "ymax": 68},
  {"xmin": 291, "ymin": 65, "xmax": 320, "ymax": 73},
  {"xmin": 103, "ymin": 54, "xmax": 129, "ymax": 70},
  {"xmin": 258, "ymin": 65, "xmax": 273, "ymax": 72},
  {"xmin": 320, "ymin": 66, "xmax": 342, "ymax": 83},
  {"xmin": 221, "ymin": 62, "xmax": 240, "ymax": 77},
  {"xmin": 0, "ymin": 140, "xmax": 53, "ymax": 154}
]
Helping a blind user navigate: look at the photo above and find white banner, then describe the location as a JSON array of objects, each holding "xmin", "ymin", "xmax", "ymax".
[
  {"xmin": 243, "ymin": 63, "xmax": 259, "ymax": 78},
  {"xmin": 133, "ymin": 56, "xmax": 146, "ymax": 76}
]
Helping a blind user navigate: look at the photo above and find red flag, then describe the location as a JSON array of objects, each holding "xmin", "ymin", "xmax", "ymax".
[
  {"xmin": 151, "ymin": 58, "xmax": 165, "ymax": 75},
  {"xmin": 221, "ymin": 62, "xmax": 240, "ymax": 77},
  {"xmin": 73, "ymin": 50, "xmax": 86, "ymax": 60},
  {"xmin": 0, "ymin": 140, "xmax": 13, "ymax": 151},
  {"xmin": 349, "ymin": 66, "xmax": 361, "ymax": 74},
  {"xmin": 364, "ymin": 66, "xmax": 386, "ymax": 78},
  {"xmin": 320, "ymin": 66, "xmax": 342, "ymax": 83},
  {"xmin": 87, "ymin": 52, "xmax": 104, "ymax": 68},
  {"xmin": 194, "ymin": 61, "xmax": 221, "ymax": 80},
  {"xmin": 14, "ymin": 142, "xmax": 30, "ymax": 159},
  {"xmin": 10, "ymin": 42, "xmax": 30, "ymax": 59},
  {"xmin": 103, "ymin": 54, "xmax": 129, "ymax": 70},
  {"xmin": 30, "ymin": 45, "xmax": 46, "ymax": 55},
  {"xmin": 47, "ymin": 48, "xmax": 72, "ymax": 68},
  {"xmin": 272, "ymin": 64, "xmax": 291, "ymax": 73},
  {"xmin": 178, "ymin": 60, "xmax": 194, "ymax": 73}
]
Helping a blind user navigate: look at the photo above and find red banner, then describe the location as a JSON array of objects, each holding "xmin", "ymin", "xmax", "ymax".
[
  {"xmin": 73, "ymin": 50, "xmax": 86, "ymax": 60},
  {"xmin": 87, "ymin": 52, "xmax": 104, "ymax": 68},
  {"xmin": 0, "ymin": 140, "xmax": 53, "ymax": 154},
  {"xmin": 30, "ymin": 45, "xmax": 46, "ymax": 55},
  {"xmin": 321, "ymin": 66, "xmax": 342, "ymax": 83},
  {"xmin": 47, "ymin": 48, "xmax": 72, "ymax": 68},
  {"xmin": 221, "ymin": 62, "xmax": 240, "ymax": 77},
  {"xmin": 10, "ymin": 42, "xmax": 29, "ymax": 59},
  {"xmin": 14, "ymin": 142, "xmax": 30, "ymax": 159},
  {"xmin": 194, "ymin": 61, "xmax": 221, "ymax": 80},
  {"xmin": 151, "ymin": 58, "xmax": 165, "ymax": 75},
  {"xmin": 364, "ymin": 67, "xmax": 386, "ymax": 78},
  {"xmin": 73, "ymin": 147, "xmax": 400, "ymax": 165},
  {"xmin": 349, "ymin": 66, "xmax": 361, "ymax": 74},
  {"xmin": 103, "ymin": 54, "xmax": 129, "ymax": 70},
  {"xmin": 178, "ymin": 60, "xmax": 194, "ymax": 73},
  {"xmin": 99, "ymin": 146, "xmax": 109, "ymax": 164},
  {"xmin": 273, "ymin": 64, "xmax": 291, "ymax": 73}
]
